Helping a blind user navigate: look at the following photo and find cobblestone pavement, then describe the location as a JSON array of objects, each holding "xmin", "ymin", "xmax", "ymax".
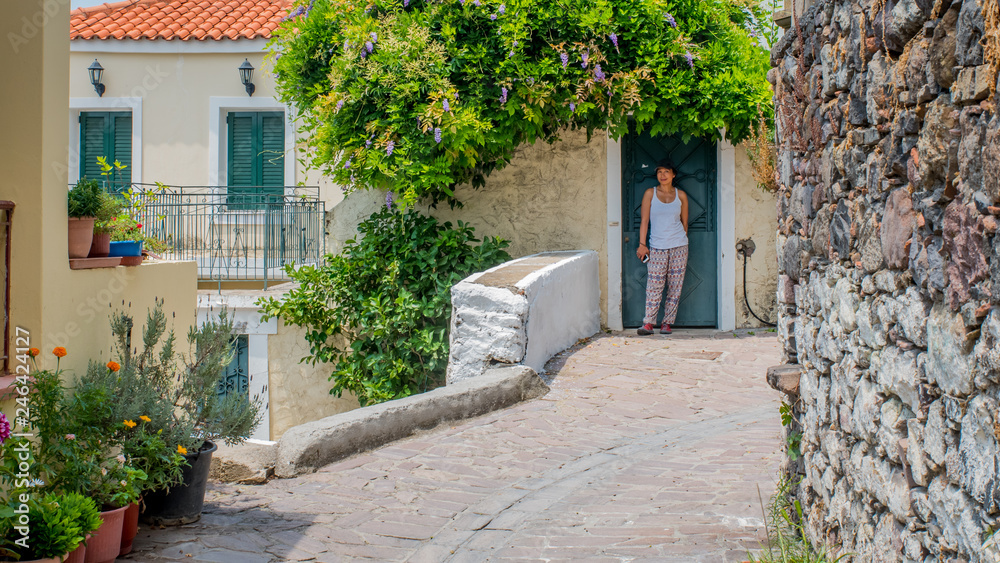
[{"xmin": 127, "ymin": 330, "xmax": 783, "ymax": 562}]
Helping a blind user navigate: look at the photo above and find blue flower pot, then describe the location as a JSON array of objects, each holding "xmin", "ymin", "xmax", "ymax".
[{"xmin": 108, "ymin": 240, "xmax": 143, "ymax": 257}]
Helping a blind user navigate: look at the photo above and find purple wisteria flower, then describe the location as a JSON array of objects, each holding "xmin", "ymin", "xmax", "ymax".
[
  {"xmin": 581, "ymin": 50, "xmax": 589, "ymax": 68},
  {"xmin": 594, "ymin": 64, "xmax": 605, "ymax": 81},
  {"xmin": 560, "ymin": 52, "xmax": 569, "ymax": 68},
  {"xmin": 370, "ymin": 32, "xmax": 378, "ymax": 42},
  {"xmin": 443, "ymin": 99, "xmax": 451, "ymax": 112},
  {"xmin": 609, "ymin": 33, "xmax": 618, "ymax": 50},
  {"xmin": 434, "ymin": 128, "xmax": 442, "ymax": 143},
  {"xmin": 404, "ymin": 0, "xmax": 409, "ymax": 6},
  {"xmin": 336, "ymin": 99, "xmax": 345, "ymax": 112},
  {"xmin": 366, "ymin": 41, "xmax": 374, "ymax": 53},
  {"xmin": 500, "ymin": 86, "xmax": 508, "ymax": 103},
  {"xmin": 685, "ymin": 51, "xmax": 694, "ymax": 68},
  {"xmin": 665, "ymin": 13, "xmax": 677, "ymax": 28},
  {"xmin": 387, "ymin": 140, "xmax": 395, "ymax": 156},
  {"xmin": 366, "ymin": 138, "xmax": 373, "ymax": 148},
  {"xmin": 498, "ymin": 4, "xmax": 505, "ymax": 14},
  {"xmin": 454, "ymin": 92, "xmax": 459, "ymax": 99},
  {"xmin": 490, "ymin": 13, "xmax": 497, "ymax": 20},
  {"xmin": 344, "ymin": 39, "xmax": 351, "ymax": 50},
  {"xmin": 344, "ymin": 157, "xmax": 352, "ymax": 169},
  {"xmin": 508, "ymin": 50, "xmax": 514, "ymax": 58},
  {"xmin": 569, "ymin": 101, "xmax": 576, "ymax": 112},
  {"xmin": 385, "ymin": 191, "xmax": 395, "ymax": 209},
  {"xmin": 0, "ymin": 412, "xmax": 10, "ymax": 444},
  {"xmin": 473, "ymin": 0, "xmax": 480, "ymax": 5}
]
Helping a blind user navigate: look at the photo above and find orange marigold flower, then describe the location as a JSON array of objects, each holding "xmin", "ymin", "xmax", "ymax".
[
  {"xmin": 177, "ymin": 445, "xmax": 188, "ymax": 455},
  {"xmin": 106, "ymin": 361, "xmax": 121, "ymax": 372},
  {"xmin": 28, "ymin": 348, "xmax": 40, "ymax": 357},
  {"xmin": 52, "ymin": 347, "xmax": 67, "ymax": 358},
  {"xmin": 139, "ymin": 415, "xmax": 151, "ymax": 422},
  {"xmin": 123, "ymin": 419, "xmax": 136, "ymax": 428}
]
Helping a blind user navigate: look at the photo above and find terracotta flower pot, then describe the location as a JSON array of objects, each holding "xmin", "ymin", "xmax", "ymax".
[
  {"xmin": 64, "ymin": 542, "xmax": 86, "ymax": 563},
  {"xmin": 68, "ymin": 217, "xmax": 96, "ymax": 259},
  {"xmin": 19, "ymin": 557, "xmax": 64, "ymax": 563},
  {"xmin": 118, "ymin": 502, "xmax": 140, "ymax": 556},
  {"xmin": 88, "ymin": 232, "xmax": 111, "ymax": 258},
  {"xmin": 83, "ymin": 505, "xmax": 127, "ymax": 563}
]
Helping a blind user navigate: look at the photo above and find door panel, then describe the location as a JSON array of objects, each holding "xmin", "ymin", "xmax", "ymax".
[{"xmin": 622, "ymin": 131, "xmax": 717, "ymax": 328}]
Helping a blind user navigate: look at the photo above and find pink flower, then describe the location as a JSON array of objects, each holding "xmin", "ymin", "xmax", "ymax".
[
  {"xmin": 0, "ymin": 413, "xmax": 10, "ymax": 444},
  {"xmin": 65, "ymin": 434, "xmax": 76, "ymax": 440}
]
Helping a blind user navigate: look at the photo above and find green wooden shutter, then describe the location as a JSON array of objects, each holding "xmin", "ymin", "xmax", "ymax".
[
  {"xmin": 112, "ymin": 114, "xmax": 133, "ymax": 191},
  {"xmin": 260, "ymin": 113, "xmax": 285, "ymax": 202},
  {"xmin": 80, "ymin": 113, "xmax": 107, "ymax": 181},
  {"xmin": 227, "ymin": 112, "xmax": 284, "ymax": 208},
  {"xmin": 79, "ymin": 111, "xmax": 132, "ymax": 192}
]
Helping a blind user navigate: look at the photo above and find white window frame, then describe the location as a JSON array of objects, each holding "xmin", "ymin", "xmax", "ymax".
[
  {"xmin": 605, "ymin": 130, "xmax": 737, "ymax": 331},
  {"xmin": 208, "ymin": 96, "xmax": 296, "ymax": 202},
  {"xmin": 68, "ymin": 97, "xmax": 143, "ymax": 186}
]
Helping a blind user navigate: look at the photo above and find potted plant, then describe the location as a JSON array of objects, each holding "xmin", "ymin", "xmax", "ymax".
[
  {"xmin": 0, "ymin": 492, "xmax": 102, "ymax": 563},
  {"xmin": 67, "ymin": 179, "xmax": 102, "ymax": 259},
  {"xmin": 16, "ymin": 349, "xmax": 149, "ymax": 563},
  {"xmin": 107, "ymin": 212, "xmax": 144, "ymax": 264},
  {"xmin": 89, "ymin": 192, "xmax": 122, "ymax": 259},
  {"xmin": 78, "ymin": 302, "xmax": 262, "ymax": 526}
]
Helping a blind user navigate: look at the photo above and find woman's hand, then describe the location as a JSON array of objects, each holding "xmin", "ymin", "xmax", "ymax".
[{"xmin": 637, "ymin": 243, "xmax": 649, "ymax": 261}]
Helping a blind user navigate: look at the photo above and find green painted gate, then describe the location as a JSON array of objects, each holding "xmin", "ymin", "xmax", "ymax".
[{"xmin": 622, "ymin": 131, "xmax": 717, "ymax": 328}]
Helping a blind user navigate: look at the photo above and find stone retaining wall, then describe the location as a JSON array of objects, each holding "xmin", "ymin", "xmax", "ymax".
[
  {"xmin": 772, "ymin": 1, "xmax": 1000, "ymax": 560},
  {"xmin": 447, "ymin": 251, "xmax": 600, "ymax": 383}
]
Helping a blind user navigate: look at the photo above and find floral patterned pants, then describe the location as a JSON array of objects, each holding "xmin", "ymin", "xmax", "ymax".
[{"xmin": 643, "ymin": 245, "xmax": 688, "ymax": 326}]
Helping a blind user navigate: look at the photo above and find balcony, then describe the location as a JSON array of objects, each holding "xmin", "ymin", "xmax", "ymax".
[{"xmin": 129, "ymin": 184, "xmax": 326, "ymax": 286}]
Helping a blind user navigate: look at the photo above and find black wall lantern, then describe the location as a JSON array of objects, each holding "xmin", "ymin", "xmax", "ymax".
[
  {"xmin": 88, "ymin": 59, "xmax": 105, "ymax": 97},
  {"xmin": 239, "ymin": 59, "xmax": 255, "ymax": 97}
]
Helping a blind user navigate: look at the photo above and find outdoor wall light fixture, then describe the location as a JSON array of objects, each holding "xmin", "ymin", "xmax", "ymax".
[
  {"xmin": 88, "ymin": 59, "xmax": 105, "ymax": 97},
  {"xmin": 239, "ymin": 59, "xmax": 255, "ymax": 97}
]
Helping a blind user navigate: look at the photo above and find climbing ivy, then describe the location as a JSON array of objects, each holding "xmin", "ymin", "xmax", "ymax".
[{"xmin": 269, "ymin": 0, "xmax": 773, "ymax": 205}]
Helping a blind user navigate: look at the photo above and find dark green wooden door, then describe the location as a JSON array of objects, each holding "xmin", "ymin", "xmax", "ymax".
[
  {"xmin": 217, "ymin": 335, "xmax": 249, "ymax": 400},
  {"xmin": 622, "ymin": 131, "xmax": 717, "ymax": 328}
]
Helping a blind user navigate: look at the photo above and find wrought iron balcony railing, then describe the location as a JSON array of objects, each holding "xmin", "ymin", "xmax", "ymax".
[{"xmin": 125, "ymin": 184, "xmax": 326, "ymax": 286}]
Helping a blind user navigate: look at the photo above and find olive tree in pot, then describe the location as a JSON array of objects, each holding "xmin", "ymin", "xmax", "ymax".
[
  {"xmin": 67, "ymin": 178, "xmax": 102, "ymax": 258},
  {"xmin": 80, "ymin": 301, "xmax": 263, "ymax": 526}
]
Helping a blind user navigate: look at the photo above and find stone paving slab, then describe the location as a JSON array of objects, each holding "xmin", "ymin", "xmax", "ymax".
[{"xmin": 126, "ymin": 329, "xmax": 783, "ymax": 562}]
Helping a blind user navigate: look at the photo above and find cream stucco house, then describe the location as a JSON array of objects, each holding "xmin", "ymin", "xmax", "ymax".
[
  {"xmin": 1, "ymin": 1, "xmax": 196, "ymax": 421},
  {"xmin": 69, "ymin": 0, "xmax": 356, "ymax": 440}
]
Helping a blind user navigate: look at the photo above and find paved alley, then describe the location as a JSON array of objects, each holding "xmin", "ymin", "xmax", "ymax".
[{"xmin": 128, "ymin": 330, "xmax": 784, "ymax": 562}]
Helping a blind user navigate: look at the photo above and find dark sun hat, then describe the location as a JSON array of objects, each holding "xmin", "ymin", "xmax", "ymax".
[{"xmin": 655, "ymin": 158, "xmax": 676, "ymax": 173}]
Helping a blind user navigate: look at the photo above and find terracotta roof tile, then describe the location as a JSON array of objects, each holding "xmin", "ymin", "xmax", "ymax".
[{"xmin": 70, "ymin": 0, "xmax": 291, "ymax": 41}]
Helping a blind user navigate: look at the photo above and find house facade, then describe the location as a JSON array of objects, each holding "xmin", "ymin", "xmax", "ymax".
[
  {"xmin": 69, "ymin": 0, "xmax": 356, "ymax": 440},
  {"xmin": 330, "ymin": 129, "xmax": 779, "ymax": 332},
  {"xmin": 0, "ymin": 1, "xmax": 196, "ymax": 413}
]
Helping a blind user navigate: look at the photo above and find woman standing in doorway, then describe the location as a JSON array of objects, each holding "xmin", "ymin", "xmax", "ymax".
[{"xmin": 636, "ymin": 159, "xmax": 689, "ymax": 335}]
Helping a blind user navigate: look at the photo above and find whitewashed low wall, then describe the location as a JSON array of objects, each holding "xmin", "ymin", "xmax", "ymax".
[{"xmin": 447, "ymin": 250, "xmax": 600, "ymax": 383}]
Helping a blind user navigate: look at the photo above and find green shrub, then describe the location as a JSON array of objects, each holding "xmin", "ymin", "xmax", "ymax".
[
  {"xmin": 260, "ymin": 206, "xmax": 510, "ymax": 406},
  {"xmin": 0, "ymin": 492, "xmax": 101, "ymax": 560},
  {"xmin": 67, "ymin": 178, "xmax": 103, "ymax": 218},
  {"xmin": 269, "ymin": 0, "xmax": 772, "ymax": 205}
]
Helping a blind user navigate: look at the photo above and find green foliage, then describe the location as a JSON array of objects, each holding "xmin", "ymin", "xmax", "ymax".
[
  {"xmin": 0, "ymin": 492, "xmax": 101, "ymax": 561},
  {"xmin": 260, "ymin": 207, "xmax": 510, "ymax": 406},
  {"xmin": 269, "ymin": 0, "xmax": 773, "ymax": 205},
  {"xmin": 67, "ymin": 178, "xmax": 103, "ymax": 218},
  {"xmin": 746, "ymin": 478, "xmax": 848, "ymax": 563},
  {"xmin": 85, "ymin": 301, "xmax": 264, "ymax": 450},
  {"xmin": 93, "ymin": 191, "xmax": 124, "ymax": 235},
  {"xmin": 779, "ymin": 402, "xmax": 802, "ymax": 461}
]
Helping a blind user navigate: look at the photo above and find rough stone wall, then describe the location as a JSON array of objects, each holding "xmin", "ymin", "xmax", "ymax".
[{"xmin": 771, "ymin": 0, "xmax": 1000, "ymax": 561}]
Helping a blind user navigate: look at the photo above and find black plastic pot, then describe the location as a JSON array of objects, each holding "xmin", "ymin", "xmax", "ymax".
[{"xmin": 141, "ymin": 440, "xmax": 218, "ymax": 526}]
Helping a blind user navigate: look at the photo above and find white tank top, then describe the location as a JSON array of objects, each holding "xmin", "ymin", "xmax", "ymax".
[{"xmin": 649, "ymin": 189, "xmax": 688, "ymax": 250}]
